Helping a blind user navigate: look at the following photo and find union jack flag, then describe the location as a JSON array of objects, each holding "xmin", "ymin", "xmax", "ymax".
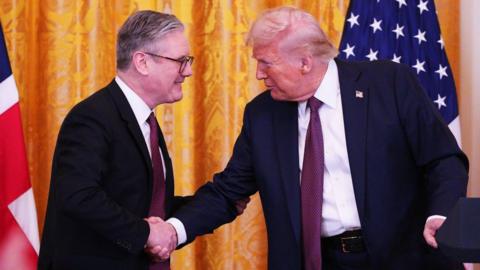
[{"xmin": 0, "ymin": 22, "xmax": 39, "ymax": 269}]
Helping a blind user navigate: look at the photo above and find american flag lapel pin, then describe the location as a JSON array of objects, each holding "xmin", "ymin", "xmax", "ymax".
[{"xmin": 355, "ymin": 90, "xmax": 364, "ymax": 98}]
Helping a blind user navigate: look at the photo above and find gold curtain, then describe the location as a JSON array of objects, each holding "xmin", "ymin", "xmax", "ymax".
[{"xmin": 0, "ymin": 0, "xmax": 458, "ymax": 269}]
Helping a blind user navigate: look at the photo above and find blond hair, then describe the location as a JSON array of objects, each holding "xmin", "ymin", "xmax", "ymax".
[{"xmin": 246, "ymin": 6, "xmax": 338, "ymax": 61}]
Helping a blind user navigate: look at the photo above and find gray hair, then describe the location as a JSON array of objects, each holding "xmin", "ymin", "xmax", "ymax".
[
  {"xmin": 116, "ymin": 10, "xmax": 184, "ymax": 70},
  {"xmin": 246, "ymin": 6, "xmax": 338, "ymax": 62}
]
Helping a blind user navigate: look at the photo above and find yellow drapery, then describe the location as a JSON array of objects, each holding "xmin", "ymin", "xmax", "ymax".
[{"xmin": 0, "ymin": 1, "xmax": 458, "ymax": 269}]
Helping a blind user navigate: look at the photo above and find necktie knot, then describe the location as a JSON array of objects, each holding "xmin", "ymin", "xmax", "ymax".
[{"xmin": 307, "ymin": 96, "xmax": 322, "ymax": 113}]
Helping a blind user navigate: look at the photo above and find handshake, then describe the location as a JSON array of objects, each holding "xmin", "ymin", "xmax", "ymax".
[
  {"xmin": 142, "ymin": 197, "xmax": 251, "ymax": 262},
  {"xmin": 144, "ymin": 216, "xmax": 178, "ymax": 262}
]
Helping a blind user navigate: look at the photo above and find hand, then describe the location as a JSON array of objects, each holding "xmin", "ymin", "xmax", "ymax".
[
  {"xmin": 235, "ymin": 197, "xmax": 251, "ymax": 216},
  {"xmin": 145, "ymin": 216, "xmax": 177, "ymax": 261},
  {"xmin": 145, "ymin": 245, "xmax": 172, "ymax": 263},
  {"xmin": 423, "ymin": 217, "xmax": 445, "ymax": 248}
]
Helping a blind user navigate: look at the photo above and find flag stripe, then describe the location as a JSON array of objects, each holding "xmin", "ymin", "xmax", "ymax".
[
  {"xmin": 0, "ymin": 25, "xmax": 12, "ymax": 82},
  {"xmin": 0, "ymin": 209, "xmax": 38, "ymax": 269},
  {"xmin": 8, "ymin": 188, "xmax": 40, "ymax": 254},
  {"xmin": 448, "ymin": 116, "xmax": 461, "ymax": 148},
  {"xmin": 0, "ymin": 75, "xmax": 19, "ymax": 115},
  {"xmin": 0, "ymin": 103, "xmax": 30, "ymax": 207}
]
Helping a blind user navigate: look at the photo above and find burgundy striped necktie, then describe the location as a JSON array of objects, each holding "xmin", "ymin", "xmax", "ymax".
[
  {"xmin": 147, "ymin": 113, "xmax": 169, "ymax": 270},
  {"xmin": 301, "ymin": 97, "xmax": 324, "ymax": 270}
]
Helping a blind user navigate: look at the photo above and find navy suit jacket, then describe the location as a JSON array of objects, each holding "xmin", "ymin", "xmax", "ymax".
[
  {"xmin": 38, "ymin": 80, "xmax": 188, "ymax": 270},
  {"xmin": 173, "ymin": 59, "xmax": 468, "ymax": 269}
]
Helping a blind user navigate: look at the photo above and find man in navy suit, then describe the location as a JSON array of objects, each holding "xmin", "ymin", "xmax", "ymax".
[{"xmin": 162, "ymin": 6, "xmax": 468, "ymax": 270}]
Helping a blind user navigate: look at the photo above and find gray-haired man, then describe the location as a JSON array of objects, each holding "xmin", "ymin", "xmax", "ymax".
[{"xmin": 38, "ymin": 10, "xmax": 194, "ymax": 270}]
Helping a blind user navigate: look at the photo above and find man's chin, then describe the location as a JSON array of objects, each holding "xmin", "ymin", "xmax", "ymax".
[
  {"xmin": 164, "ymin": 91, "xmax": 183, "ymax": 104},
  {"xmin": 270, "ymin": 90, "xmax": 312, "ymax": 102},
  {"xmin": 171, "ymin": 93, "xmax": 183, "ymax": 103}
]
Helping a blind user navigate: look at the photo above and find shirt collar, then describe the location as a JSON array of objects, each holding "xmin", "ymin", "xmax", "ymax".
[
  {"xmin": 115, "ymin": 76, "xmax": 153, "ymax": 125},
  {"xmin": 298, "ymin": 59, "xmax": 340, "ymax": 115}
]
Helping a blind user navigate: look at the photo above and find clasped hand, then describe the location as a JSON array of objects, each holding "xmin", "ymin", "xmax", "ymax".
[{"xmin": 145, "ymin": 216, "xmax": 177, "ymax": 262}]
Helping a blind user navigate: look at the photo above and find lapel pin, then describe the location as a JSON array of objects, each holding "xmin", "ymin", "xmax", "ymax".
[{"xmin": 355, "ymin": 90, "xmax": 364, "ymax": 98}]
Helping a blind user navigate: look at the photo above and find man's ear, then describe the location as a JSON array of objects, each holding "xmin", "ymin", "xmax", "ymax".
[
  {"xmin": 300, "ymin": 55, "xmax": 313, "ymax": 74},
  {"xmin": 132, "ymin": 51, "xmax": 149, "ymax": 75}
]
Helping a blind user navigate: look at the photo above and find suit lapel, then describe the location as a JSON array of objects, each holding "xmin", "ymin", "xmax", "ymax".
[
  {"xmin": 108, "ymin": 79, "xmax": 174, "ymax": 215},
  {"xmin": 107, "ymin": 80, "xmax": 153, "ymax": 194},
  {"xmin": 336, "ymin": 58, "xmax": 368, "ymax": 223},
  {"xmin": 273, "ymin": 99, "xmax": 301, "ymax": 246}
]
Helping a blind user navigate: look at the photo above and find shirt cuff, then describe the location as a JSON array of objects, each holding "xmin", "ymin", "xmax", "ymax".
[
  {"xmin": 426, "ymin": 215, "xmax": 446, "ymax": 223},
  {"xmin": 166, "ymin": 217, "xmax": 187, "ymax": 246}
]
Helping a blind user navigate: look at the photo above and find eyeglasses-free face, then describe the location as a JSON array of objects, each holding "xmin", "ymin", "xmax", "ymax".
[{"xmin": 143, "ymin": 52, "xmax": 194, "ymax": 74}]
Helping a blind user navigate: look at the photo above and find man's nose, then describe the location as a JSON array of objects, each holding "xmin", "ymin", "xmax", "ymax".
[
  {"xmin": 182, "ymin": 62, "xmax": 193, "ymax": 77},
  {"xmin": 256, "ymin": 65, "xmax": 267, "ymax": 80}
]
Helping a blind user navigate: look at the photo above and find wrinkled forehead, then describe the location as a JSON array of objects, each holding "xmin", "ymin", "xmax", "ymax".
[
  {"xmin": 252, "ymin": 42, "xmax": 279, "ymax": 59},
  {"xmin": 252, "ymin": 36, "xmax": 299, "ymax": 61}
]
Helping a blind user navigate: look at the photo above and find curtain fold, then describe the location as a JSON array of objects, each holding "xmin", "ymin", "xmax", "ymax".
[{"xmin": 0, "ymin": 0, "xmax": 458, "ymax": 269}]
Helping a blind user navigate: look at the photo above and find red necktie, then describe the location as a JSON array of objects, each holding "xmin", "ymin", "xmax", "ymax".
[
  {"xmin": 147, "ymin": 113, "xmax": 169, "ymax": 270},
  {"xmin": 301, "ymin": 97, "xmax": 324, "ymax": 270}
]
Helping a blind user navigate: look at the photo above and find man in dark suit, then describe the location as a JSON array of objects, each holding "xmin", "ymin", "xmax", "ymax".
[
  {"xmin": 38, "ymin": 10, "xmax": 196, "ymax": 270},
  {"xmin": 163, "ymin": 6, "xmax": 469, "ymax": 270}
]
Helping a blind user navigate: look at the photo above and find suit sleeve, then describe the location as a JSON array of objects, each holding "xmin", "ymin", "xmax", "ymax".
[
  {"xmin": 52, "ymin": 106, "xmax": 149, "ymax": 254},
  {"xmin": 394, "ymin": 64, "xmax": 468, "ymax": 216},
  {"xmin": 172, "ymin": 105, "xmax": 259, "ymax": 243},
  {"xmin": 171, "ymin": 195, "xmax": 192, "ymax": 213}
]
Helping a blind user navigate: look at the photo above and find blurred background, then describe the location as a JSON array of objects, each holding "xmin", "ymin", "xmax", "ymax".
[{"xmin": 1, "ymin": 0, "xmax": 478, "ymax": 269}]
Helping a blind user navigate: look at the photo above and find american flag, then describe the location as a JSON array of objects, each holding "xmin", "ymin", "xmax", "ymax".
[
  {"xmin": 0, "ymin": 22, "xmax": 39, "ymax": 269},
  {"xmin": 338, "ymin": 0, "xmax": 461, "ymax": 145}
]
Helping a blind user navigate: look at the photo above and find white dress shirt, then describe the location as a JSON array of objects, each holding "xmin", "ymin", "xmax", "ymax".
[
  {"xmin": 298, "ymin": 60, "xmax": 361, "ymax": 237},
  {"xmin": 115, "ymin": 76, "xmax": 186, "ymax": 243}
]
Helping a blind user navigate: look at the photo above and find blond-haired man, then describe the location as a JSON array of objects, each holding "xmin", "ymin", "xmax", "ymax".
[{"xmin": 171, "ymin": 6, "xmax": 467, "ymax": 270}]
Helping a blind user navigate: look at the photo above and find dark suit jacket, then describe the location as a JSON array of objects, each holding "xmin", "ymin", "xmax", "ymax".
[
  {"xmin": 38, "ymin": 80, "xmax": 187, "ymax": 270},
  {"xmin": 173, "ymin": 59, "xmax": 469, "ymax": 270}
]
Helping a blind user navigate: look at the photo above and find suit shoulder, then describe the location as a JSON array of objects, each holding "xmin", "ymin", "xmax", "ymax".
[
  {"xmin": 244, "ymin": 90, "xmax": 279, "ymax": 114},
  {"xmin": 249, "ymin": 90, "xmax": 273, "ymax": 105},
  {"xmin": 337, "ymin": 58, "xmax": 412, "ymax": 78},
  {"xmin": 67, "ymin": 83, "xmax": 116, "ymax": 118},
  {"xmin": 60, "ymin": 83, "xmax": 121, "ymax": 133}
]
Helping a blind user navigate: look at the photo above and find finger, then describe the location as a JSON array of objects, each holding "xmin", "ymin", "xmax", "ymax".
[
  {"xmin": 158, "ymin": 247, "xmax": 171, "ymax": 260},
  {"xmin": 423, "ymin": 229, "xmax": 438, "ymax": 248},
  {"xmin": 150, "ymin": 245, "xmax": 165, "ymax": 254},
  {"xmin": 144, "ymin": 217, "xmax": 156, "ymax": 224},
  {"xmin": 145, "ymin": 216, "xmax": 163, "ymax": 223}
]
